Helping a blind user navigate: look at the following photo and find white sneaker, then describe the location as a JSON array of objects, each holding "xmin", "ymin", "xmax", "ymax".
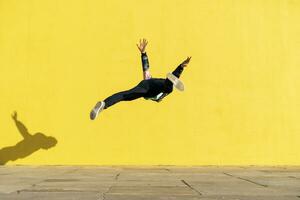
[
  {"xmin": 90, "ymin": 101, "xmax": 105, "ymax": 120},
  {"xmin": 166, "ymin": 73, "xmax": 184, "ymax": 91}
]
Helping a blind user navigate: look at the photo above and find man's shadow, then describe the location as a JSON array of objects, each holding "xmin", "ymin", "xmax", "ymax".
[{"xmin": 0, "ymin": 112, "xmax": 57, "ymax": 165}]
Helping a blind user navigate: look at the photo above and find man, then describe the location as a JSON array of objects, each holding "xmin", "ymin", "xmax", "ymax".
[{"xmin": 90, "ymin": 39, "xmax": 191, "ymax": 120}]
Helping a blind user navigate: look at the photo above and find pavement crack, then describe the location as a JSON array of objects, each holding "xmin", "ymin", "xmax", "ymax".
[
  {"xmin": 115, "ymin": 173, "xmax": 120, "ymax": 180},
  {"xmin": 181, "ymin": 179, "xmax": 202, "ymax": 196},
  {"xmin": 101, "ymin": 185, "xmax": 112, "ymax": 200},
  {"xmin": 102, "ymin": 173, "xmax": 119, "ymax": 200},
  {"xmin": 223, "ymin": 172, "xmax": 268, "ymax": 187},
  {"xmin": 164, "ymin": 168, "xmax": 171, "ymax": 172}
]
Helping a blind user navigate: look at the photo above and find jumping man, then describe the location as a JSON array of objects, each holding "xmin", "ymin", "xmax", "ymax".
[{"xmin": 90, "ymin": 39, "xmax": 191, "ymax": 120}]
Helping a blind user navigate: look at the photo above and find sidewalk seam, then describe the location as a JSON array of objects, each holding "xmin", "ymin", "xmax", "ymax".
[
  {"xmin": 181, "ymin": 179, "xmax": 202, "ymax": 196},
  {"xmin": 223, "ymin": 172, "xmax": 268, "ymax": 187}
]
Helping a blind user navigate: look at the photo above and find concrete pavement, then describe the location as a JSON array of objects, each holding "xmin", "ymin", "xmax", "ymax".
[{"xmin": 0, "ymin": 166, "xmax": 299, "ymax": 199}]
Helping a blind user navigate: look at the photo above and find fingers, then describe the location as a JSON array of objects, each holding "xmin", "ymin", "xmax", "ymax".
[
  {"xmin": 181, "ymin": 56, "xmax": 192, "ymax": 67},
  {"xmin": 185, "ymin": 56, "xmax": 192, "ymax": 63},
  {"xmin": 137, "ymin": 38, "xmax": 148, "ymax": 46},
  {"xmin": 139, "ymin": 38, "xmax": 147, "ymax": 45},
  {"xmin": 137, "ymin": 38, "xmax": 149, "ymax": 53}
]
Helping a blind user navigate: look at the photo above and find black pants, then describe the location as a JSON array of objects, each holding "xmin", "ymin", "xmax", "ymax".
[{"xmin": 104, "ymin": 65, "xmax": 184, "ymax": 109}]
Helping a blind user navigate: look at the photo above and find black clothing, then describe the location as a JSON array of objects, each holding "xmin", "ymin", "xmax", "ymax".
[
  {"xmin": 103, "ymin": 53, "xmax": 184, "ymax": 109},
  {"xmin": 141, "ymin": 52, "xmax": 150, "ymax": 71}
]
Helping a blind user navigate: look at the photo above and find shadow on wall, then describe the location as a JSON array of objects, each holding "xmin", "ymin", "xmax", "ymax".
[{"xmin": 0, "ymin": 111, "xmax": 57, "ymax": 165}]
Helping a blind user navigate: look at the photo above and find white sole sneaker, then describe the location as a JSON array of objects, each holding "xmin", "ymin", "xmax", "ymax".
[
  {"xmin": 166, "ymin": 73, "xmax": 185, "ymax": 91},
  {"xmin": 90, "ymin": 101, "xmax": 105, "ymax": 120}
]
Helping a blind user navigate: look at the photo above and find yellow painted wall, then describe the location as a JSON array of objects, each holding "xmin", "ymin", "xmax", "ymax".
[{"xmin": 1, "ymin": 0, "xmax": 300, "ymax": 165}]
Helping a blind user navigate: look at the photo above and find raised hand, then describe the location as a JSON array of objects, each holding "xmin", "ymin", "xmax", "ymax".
[
  {"xmin": 180, "ymin": 56, "xmax": 192, "ymax": 67},
  {"xmin": 136, "ymin": 38, "xmax": 148, "ymax": 53}
]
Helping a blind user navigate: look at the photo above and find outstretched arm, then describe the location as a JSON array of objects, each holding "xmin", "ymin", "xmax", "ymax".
[
  {"xmin": 172, "ymin": 56, "xmax": 192, "ymax": 78},
  {"xmin": 137, "ymin": 39, "xmax": 152, "ymax": 80},
  {"xmin": 11, "ymin": 111, "xmax": 31, "ymax": 139}
]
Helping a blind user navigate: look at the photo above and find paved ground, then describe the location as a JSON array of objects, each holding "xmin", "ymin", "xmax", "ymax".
[{"xmin": 0, "ymin": 166, "xmax": 299, "ymax": 200}]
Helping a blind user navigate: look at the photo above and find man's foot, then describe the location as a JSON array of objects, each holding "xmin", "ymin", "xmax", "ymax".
[
  {"xmin": 180, "ymin": 56, "xmax": 192, "ymax": 68},
  {"xmin": 167, "ymin": 73, "xmax": 185, "ymax": 91},
  {"xmin": 90, "ymin": 101, "xmax": 105, "ymax": 120}
]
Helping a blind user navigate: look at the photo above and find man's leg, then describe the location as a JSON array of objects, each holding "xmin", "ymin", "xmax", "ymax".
[
  {"xmin": 172, "ymin": 64, "xmax": 184, "ymax": 78},
  {"xmin": 164, "ymin": 65, "xmax": 185, "ymax": 92},
  {"xmin": 104, "ymin": 85, "xmax": 147, "ymax": 109},
  {"xmin": 90, "ymin": 81, "xmax": 150, "ymax": 120}
]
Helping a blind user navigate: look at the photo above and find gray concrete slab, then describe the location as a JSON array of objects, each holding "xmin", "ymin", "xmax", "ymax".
[
  {"xmin": 114, "ymin": 180, "xmax": 184, "ymax": 187},
  {"xmin": 26, "ymin": 181, "xmax": 112, "ymax": 193},
  {"xmin": 105, "ymin": 194, "xmax": 201, "ymax": 200},
  {"xmin": 186, "ymin": 179, "xmax": 280, "ymax": 196},
  {"xmin": 0, "ymin": 166, "xmax": 299, "ymax": 199},
  {"xmin": 0, "ymin": 191, "xmax": 101, "ymax": 200},
  {"xmin": 108, "ymin": 185, "xmax": 199, "ymax": 196}
]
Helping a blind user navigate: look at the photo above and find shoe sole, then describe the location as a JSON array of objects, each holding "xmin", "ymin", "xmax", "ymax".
[
  {"xmin": 90, "ymin": 101, "xmax": 104, "ymax": 120},
  {"xmin": 167, "ymin": 73, "xmax": 185, "ymax": 91}
]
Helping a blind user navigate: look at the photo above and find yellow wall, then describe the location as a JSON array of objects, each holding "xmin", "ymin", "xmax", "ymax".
[{"xmin": 1, "ymin": 0, "xmax": 300, "ymax": 165}]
